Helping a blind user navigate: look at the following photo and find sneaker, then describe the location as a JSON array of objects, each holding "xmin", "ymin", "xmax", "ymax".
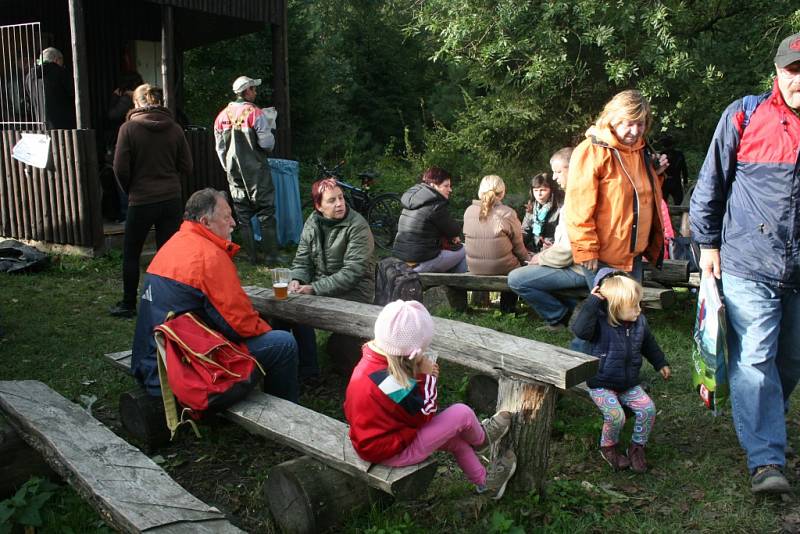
[
  {"xmin": 751, "ymin": 465, "xmax": 791, "ymax": 494},
  {"xmin": 109, "ymin": 302, "xmax": 136, "ymax": 318},
  {"xmin": 627, "ymin": 443, "xmax": 647, "ymax": 473},
  {"xmin": 600, "ymin": 445, "xmax": 631, "ymax": 471},
  {"xmin": 476, "ymin": 411, "xmax": 512, "ymax": 455},
  {"xmin": 477, "ymin": 449, "xmax": 517, "ymax": 500}
]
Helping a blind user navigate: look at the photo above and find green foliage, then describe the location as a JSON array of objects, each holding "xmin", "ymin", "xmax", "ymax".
[
  {"xmin": 0, "ymin": 477, "xmax": 58, "ymax": 533},
  {"xmin": 407, "ymin": 1, "xmax": 800, "ymax": 179}
]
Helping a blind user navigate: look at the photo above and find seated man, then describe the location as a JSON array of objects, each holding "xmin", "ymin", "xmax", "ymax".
[{"xmin": 131, "ymin": 188, "xmax": 299, "ymax": 402}]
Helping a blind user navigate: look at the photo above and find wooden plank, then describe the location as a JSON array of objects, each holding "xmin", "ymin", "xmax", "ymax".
[
  {"xmin": 417, "ymin": 273, "xmax": 674, "ymax": 309},
  {"xmin": 103, "ymin": 353, "xmax": 436, "ymax": 499},
  {"xmin": 244, "ymin": 288, "xmax": 599, "ymax": 389},
  {"xmin": 0, "ymin": 381, "xmax": 243, "ymax": 534}
]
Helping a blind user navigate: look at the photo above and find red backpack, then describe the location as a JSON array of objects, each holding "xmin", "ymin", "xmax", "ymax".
[{"xmin": 154, "ymin": 312, "xmax": 264, "ymax": 438}]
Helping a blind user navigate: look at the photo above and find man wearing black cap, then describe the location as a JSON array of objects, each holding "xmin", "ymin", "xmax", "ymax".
[
  {"xmin": 691, "ymin": 33, "xmax": 800, "ymax": 495},
  {"xmin": 213, "ymin": 75, "xmax": 281, "ymax": 264}
]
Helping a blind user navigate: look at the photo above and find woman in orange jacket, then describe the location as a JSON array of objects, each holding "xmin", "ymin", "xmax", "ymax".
[{"xmin": 564, "ymin": 89, "xmax": 668, "ymax": 287}]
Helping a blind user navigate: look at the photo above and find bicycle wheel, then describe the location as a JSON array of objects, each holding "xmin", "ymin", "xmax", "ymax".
[{"xmin": 367, "ymin": 193, "xmax": 402, "ymax": 250}]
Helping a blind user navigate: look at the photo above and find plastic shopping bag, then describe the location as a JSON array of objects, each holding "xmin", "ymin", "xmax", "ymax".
[{"xmin": 690, "ymin": 274, "xmax": 729, "ymax": 415}]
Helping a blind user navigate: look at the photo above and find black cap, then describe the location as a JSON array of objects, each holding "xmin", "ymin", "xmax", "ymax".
[{"xmin": 775, "ymin": 32, "xmax": 800, "ymax": 68}]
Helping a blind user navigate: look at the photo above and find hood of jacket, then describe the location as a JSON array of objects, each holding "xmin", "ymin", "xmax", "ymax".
[
  {"xmin": 126, "ymin": 106, "xmax": 176, "ymax": 132},
  {"xmin": 593, "ymin": 266, "xmax": 627, "ymax": 288},
  {"xmin": 401, "ymin": 183, "xmax": 445, "ymax": 210},
  {"xmin": 584, "ymin": 125, "xmax": 646, "ymax": 153}
]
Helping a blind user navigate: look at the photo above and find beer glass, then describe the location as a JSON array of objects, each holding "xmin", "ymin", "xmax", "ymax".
[{"xmin": 271, "ymin": 268, "xmax": 291, "ymax": 300}]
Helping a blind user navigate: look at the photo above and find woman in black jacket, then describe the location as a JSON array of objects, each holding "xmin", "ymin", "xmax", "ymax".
[{"xmin": 392, "ymin": 167, "xmax": 466, "ymax": 273}]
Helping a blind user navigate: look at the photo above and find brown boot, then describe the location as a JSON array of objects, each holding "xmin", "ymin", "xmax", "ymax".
[
  {"xmin": 600, "ymin": 445, "xmax": 631, "ymax": 471},
  {"xmin": 627, "ymin": 443, "xmax": 647, "ymax": 473}
]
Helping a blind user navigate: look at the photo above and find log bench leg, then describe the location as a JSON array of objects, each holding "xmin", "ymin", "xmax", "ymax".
[
  {"xmin": 119, "ymin": 388, "xmax": 170, "ymax": 451},
  {"xmin": 445, "ymin": 287, "xmax": 468, "ymax": 311},
  {"xmin": 327, "ymin": 333, "xmax": 368, "ymax": 378},
  {"xmin": 264, "ymin": 456, "xmax": 392, "ymax": 534},
  {"xmin": 0, "ymin": 415, "xmax": 56, "ymax": 499},
  {"xmin": 496, "ymin": 377, "xmax": 557, "ymax": 495}
]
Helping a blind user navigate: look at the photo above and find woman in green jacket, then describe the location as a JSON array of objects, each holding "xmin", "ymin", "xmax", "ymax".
[{"xmin": 285, "ymin": 178, "xmax": 375, "ymax": 383}]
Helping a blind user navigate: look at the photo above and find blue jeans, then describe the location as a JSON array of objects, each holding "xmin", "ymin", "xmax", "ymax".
[
  {"xmin": 507, "ymin": 265, "xmax": 584, "ymax": 324},
  {"xmin": 721, "ymin": 272, "xmax": 800, "ymax": 471},
  {"xmin": 245, "ymin": 330, "xmax": 299, "ymax": 403},
  {"xmin": 413, "ymin": 248, "xmax": 467, "ymax": 273}
]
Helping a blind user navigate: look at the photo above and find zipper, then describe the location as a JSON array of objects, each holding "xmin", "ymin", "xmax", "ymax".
[
  {"xmin": 624, "ymin": 326, "xmax": 632, "ymax": 385},
  {"xmin": 612, "ymin": 148, "xmax": 640, "ymax": 253}
]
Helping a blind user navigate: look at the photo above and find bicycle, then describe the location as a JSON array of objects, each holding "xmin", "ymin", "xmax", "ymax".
[{"xmin": 312, "ymin": 159, "xmax": 403, "ymax": 250}]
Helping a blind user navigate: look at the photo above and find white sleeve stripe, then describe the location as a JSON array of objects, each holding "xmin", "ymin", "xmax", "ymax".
[{"xmin": 421, "ymin": 374, "xmax": 438, "ymax": 414}]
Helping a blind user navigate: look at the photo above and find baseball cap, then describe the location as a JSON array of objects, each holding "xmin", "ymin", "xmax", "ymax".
[
  {"xmin": 232, "ymin": 76, "xmax": 261, "ymax": 94},
  {"xmin": 774, "ymin": 32, "xmax": 800, "ymax": 68}
]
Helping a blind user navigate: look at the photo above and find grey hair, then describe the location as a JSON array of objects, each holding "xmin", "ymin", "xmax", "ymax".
[
  {"xmin": 41, "ymin": 47, "xmax": 63, "ymax": 64},
  {"xmin": 184, "ymin": 188, "xmax": 226, "ymax": 222}
]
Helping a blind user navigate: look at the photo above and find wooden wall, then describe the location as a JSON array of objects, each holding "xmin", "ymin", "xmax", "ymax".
[{"xmin": 0, "ymin": 128, "xmax": 102, "ymax": 249}]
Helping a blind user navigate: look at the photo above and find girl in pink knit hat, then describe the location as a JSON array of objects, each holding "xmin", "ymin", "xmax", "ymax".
[{"xmin": 344, "ymin": 299, "xmax": 517, "ymax": 499}]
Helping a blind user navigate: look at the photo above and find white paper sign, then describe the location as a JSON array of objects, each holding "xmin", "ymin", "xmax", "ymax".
[{"xmin": 11, "ymin": 133, "xmax": 51, "ymax": 169}]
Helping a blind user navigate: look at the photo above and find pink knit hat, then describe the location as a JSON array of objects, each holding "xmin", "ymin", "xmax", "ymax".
[{"xmin": 373, "ymin": 300, "xmax": 434, "ymax": 359}]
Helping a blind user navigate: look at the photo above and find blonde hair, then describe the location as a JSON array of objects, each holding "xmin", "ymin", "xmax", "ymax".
[
  {"xmin": 597, "ymin": 274, "xmax": 643, "ymax": 327},
  {"xmin": 478, "ymin": 175, "xmax": 505, "ymax": 220},
  {"xmin": 595, "ymin": 90, "xmax": 652, "ymax": 135},
  {"xmin": 132, "ymin": 84, "xmax": 163, "ymax": 108},
  {"xmin": 385, "ymin": 353, "xmax": 418, "ymax": 388}
]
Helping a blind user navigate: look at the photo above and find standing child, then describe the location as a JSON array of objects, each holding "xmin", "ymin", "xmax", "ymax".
[
  {"xmin": 344, "ymin": 300, "xmax": 517, "ymax": 499},
  {"xmin": 570, "ymin": 269, "xmax": 671, "ymax": 472},
  {"xmin": 522, "ymin": 173, "xmax": 562, "ymax": 252}
]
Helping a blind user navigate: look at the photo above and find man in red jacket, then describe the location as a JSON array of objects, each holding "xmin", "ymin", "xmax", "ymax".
[{"xmin": 131, "ymin": 188, "xmax": 298, "ymax": 401}]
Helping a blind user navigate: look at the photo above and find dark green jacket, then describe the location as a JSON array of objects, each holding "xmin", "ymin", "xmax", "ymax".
[{"xmin": 291, "ymin": 208, "xmax": 375, "ymax": 303}]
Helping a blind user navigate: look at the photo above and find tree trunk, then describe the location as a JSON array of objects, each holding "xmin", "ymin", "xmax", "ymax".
[
  {"xmin": 466, "ymin": 374, "xmax": 498, "ymax": 415},
  {"xmin": 496, "ymin": 377, "xmax": 557, "ymax": 494},
  {"xmin": 119, "ymin": 388, "xmax": 170, "ymax": 451},
  {"xmin": 264, "ymin": 456, "xmax": 391, "ymax": 534},
  {"xmin": 0, "ymin": 415, "xmax": 56, "ymax": 498}
]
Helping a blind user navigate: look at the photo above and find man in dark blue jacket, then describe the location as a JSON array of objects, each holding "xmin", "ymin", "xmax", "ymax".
[{"xmin": 691, "ymin": 32, "xmax": 800, "ymax": 495}]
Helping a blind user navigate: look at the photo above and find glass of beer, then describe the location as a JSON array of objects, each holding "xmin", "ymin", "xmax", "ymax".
[{"xmin": 271, "ymin": 268, "xmax": 290, "ymax": 300}]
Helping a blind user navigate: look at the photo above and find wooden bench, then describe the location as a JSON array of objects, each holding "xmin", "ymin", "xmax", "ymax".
[
  {"xmin": 417, "ymin": 271, "xmax": 677, "ymax": 312},
  {"xmin": 243, "ymin": 288, "xmax": 599, "ymax": 496},
  {"xmin": 0, "ymin": 380, "xmax": 243, "ymax": 533},
  {"xmin": 105, "ymin": 352, "xmax": 436, "ymax": 533}
]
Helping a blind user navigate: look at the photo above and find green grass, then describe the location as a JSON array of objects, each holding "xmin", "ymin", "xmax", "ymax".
[{"xmin": 2, "ymin": 255, "xmax": 798, "ymax": 532}]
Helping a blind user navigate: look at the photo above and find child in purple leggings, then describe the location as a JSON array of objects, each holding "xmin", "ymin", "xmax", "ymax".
[
  {"xmin": 571, "ymin": 268, "xmax": 671, "ymax": 472},
  {"xmin": 344, "ymin": 300, "xmax": 517, "ymax": 499}
]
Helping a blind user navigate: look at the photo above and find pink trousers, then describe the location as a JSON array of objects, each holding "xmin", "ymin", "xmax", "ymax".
[{"xmin": 382, "ymin": 403, "xmax": 487, "ymax": 485}]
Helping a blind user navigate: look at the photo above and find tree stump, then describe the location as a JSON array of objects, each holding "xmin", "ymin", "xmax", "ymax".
[
  {"xmin": 496, "ymin": 377, "xmax": 557, "ymax": 494},
  {"xmin": 327, "ymin": 333, "xmax": 367, "ymax": 378},
  {"xmin": 119, "ymin": 388, "xmax": 170, "ymax": 451},
  {"xmin": 0, "ymin": 415, "xmax": 56, "ymax": 498},
  {"xmin": 465, "ymin": 374, "xmax": 498, "ymax": 415},
  {"xmin": 264, "ymin": 456, "xmax": 391, "ymax": 534}
]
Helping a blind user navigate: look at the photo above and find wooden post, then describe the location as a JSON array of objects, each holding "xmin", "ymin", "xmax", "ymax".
[
  {"xmin": 67, "ymin": 0, "xmax": 90, "ymax": 128},
  {"xmin": 271, "ymin": 0, "xmax": 291, "ymax": 158},
  {"xmin": 118, "ymin": 388, "xmax": 170, "ymax": 452},
  {"xmin": 496, "ymin": 377, "xmax": 557, "ymax": 494},
  {"xmin": 161, "ymin": 5, "xmax": 175, "ymax": 112}
]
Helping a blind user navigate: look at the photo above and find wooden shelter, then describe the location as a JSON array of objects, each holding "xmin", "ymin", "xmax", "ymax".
[{"xmin": 0, "ymin": 0, "xmax": 290, "ymax": 253}]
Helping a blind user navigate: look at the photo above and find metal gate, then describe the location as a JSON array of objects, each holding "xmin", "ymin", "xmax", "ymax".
[{"xmin": 0, "ymin": 22, "xmax": 45, "ymax": 131}]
